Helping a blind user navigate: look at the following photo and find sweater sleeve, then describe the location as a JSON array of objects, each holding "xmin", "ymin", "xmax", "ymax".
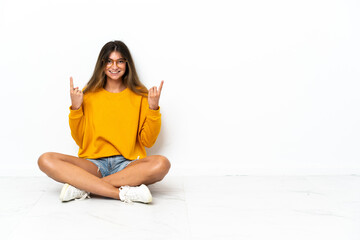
[
  {"xmin": 69, "ymin": 106, "xmax": 85, "ymax": 148},
  {"xmin": 139, "ymin": 101, "xmax": 162, "ymax": 148}
]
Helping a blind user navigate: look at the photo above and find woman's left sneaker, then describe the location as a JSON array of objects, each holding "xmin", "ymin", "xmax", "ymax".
[
  {"xmin": 60, "ymin": 183, "xmax": 90, "ymax": 202},
  {"xmin": 119, "ymin": 184, "xmax": 152, "ymax": 203}
]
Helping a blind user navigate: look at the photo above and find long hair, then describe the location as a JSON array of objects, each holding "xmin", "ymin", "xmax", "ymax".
[{"xmin": 83, "ymin": 41, "xmax": 148, "ymax": 96}]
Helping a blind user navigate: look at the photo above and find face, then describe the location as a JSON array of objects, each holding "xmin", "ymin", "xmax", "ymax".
[{"xmin": 104, "ymin": 51, "xmax": 127, "ymax": 81}]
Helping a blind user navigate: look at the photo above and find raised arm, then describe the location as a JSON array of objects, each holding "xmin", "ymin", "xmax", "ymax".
[
  {"xmin": 69, "ymin": 77, "xmax": 85, "ymax": 147},
  {"xmin": 139, "ymin": 81, "xmax": 164, "ymax": 147}
]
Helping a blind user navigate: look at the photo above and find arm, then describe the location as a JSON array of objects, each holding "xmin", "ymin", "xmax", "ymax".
[
  {"xmin": 69, "ymin": 77, "xmax": 85, "ymax": 147},
  {"xmin": 139, "ymin": 104, "xmax": 161, "ymax": 148},
  {"xmin": 69, "ymin": 106, "xmax": 85, "ymax": 147},
  {"xmin": 139, "ymin": 81, "xmax": 164, "ymax": 147}
]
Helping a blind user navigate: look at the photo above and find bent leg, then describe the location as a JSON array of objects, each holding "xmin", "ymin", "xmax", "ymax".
[
  {"xmin": 39, "ymin": 152, "xmax": 102, "ymax": 177},
  {"xmin": 102, "ymin": 155, "xmax": 171, "ymax": 187},
  {"xmin": 38, "ymin": 152, "xmax": 119, "ymax": 199}
]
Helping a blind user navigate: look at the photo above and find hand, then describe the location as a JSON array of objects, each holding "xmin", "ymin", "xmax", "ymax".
[
  {"xmin": 70, "ymin": 77, "xmax": 83, "ymax": 110},
  {"xmin": 148, "ymin": 80, "xmax": 164, "ymax": 110}
]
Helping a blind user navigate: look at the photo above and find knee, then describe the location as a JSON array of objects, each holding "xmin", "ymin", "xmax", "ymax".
[
  {"xmin": 152, "ymin": 155, "xmax": 171, "ymax": 177},
  {"xmin": 37, "ymin": 152, "xmax": 56, "ymax": 172}
]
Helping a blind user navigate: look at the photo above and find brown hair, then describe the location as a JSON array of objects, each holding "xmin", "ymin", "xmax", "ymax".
[{"xmin": 83, "ymin": 40, "xmax": 148, "ymax": 96}]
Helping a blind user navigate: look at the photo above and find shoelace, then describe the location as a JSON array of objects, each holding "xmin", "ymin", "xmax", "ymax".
[
  {"xmin": 77, "ymin": 193, "xmax": 90, "ymax": 200},
  {"xmin": 73, "ymin": 188, "xmax": 90, "ymax": 201}
]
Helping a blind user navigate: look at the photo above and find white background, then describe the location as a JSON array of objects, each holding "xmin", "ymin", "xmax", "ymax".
[{"xmin": 0, "ymin": 0, "xmax": 359, "ymax": 176}]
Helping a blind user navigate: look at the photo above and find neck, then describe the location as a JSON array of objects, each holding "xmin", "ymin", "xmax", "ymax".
[{"xmin": 104, "ymin": 78, "xmax": 126, "ymax": 93}]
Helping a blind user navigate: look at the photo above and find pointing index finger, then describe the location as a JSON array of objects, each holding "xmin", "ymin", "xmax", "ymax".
[
  {"xmin": 159, "ymin": 80, "xmax": 164, "ymax": 93},
  {"xmin": 70, "ymin": 77, "xmax": 74, "ymax": 90}
]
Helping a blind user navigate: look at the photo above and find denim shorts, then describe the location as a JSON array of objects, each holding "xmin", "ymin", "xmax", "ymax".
[{"xmin": 86, "ymin": 155, "xmax": 137, "ymax": 178}]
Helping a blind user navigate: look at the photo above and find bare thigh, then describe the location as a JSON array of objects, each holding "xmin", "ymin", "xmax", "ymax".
[{"xmin": 39, "ymin": 152, "xmax": 102, "ymax": 178}]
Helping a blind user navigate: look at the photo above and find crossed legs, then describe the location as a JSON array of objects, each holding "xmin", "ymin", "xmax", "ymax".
[{"xmin": 37, "ymin": 152, "xmax": 171, "ymax": 200}]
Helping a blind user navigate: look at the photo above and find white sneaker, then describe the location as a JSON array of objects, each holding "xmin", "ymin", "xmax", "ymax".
[
  {"xmin": 119, "ymin": 184, "xmax": 152, "ymax": 203},
  {"xmin": 60, "ymin": 183, "xmax": 90, "ymax": 202}
]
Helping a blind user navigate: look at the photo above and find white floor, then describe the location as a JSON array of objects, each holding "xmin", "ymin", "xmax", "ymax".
[{"xmin": 1, "ymin": 175, "xmax": 360, "ymax": 240}]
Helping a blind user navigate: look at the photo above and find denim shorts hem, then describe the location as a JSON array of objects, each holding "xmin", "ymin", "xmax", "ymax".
[{"xmin": 85, "ymin": 155, "xmax": 137, "ymax": 178}]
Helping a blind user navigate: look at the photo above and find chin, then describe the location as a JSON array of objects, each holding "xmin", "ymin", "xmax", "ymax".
[{"xmin": 107, "ymin": 75, "xmax": 124, "ymax": 81}]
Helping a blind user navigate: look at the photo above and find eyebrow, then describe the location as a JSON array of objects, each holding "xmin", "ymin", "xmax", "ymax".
[{"xmin": 108, "ymin": 57, "xmax": 126, "ymax": 61}]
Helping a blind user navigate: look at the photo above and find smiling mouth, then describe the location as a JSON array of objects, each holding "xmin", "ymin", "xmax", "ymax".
[{"xmin": 109, "ymin": 70, "xmax": 121, "ymax": 74}]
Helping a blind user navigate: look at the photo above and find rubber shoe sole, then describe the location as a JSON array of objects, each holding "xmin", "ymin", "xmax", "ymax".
[{"xmin": 59, "ymin": 183, "xmax": 71, "ymax": 202}]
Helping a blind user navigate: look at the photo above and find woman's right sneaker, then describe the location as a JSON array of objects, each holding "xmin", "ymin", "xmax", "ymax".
[
  {"xmin": 119, "ymin": 184, "xmax": 152, "ymax": 203},
  {"xmin": 60, "ymin": 183, "xmax": 90, "ymax": 202}
]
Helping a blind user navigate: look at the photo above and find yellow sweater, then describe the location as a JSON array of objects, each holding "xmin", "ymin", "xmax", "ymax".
[{"xmin": 69, "ymin": 87, "xmax": 161, "ymax": 160}]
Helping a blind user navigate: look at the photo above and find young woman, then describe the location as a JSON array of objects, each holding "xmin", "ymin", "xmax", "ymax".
[{"xmin": 38, "ymin": 40, "xmax": 170, "ymax": 203}]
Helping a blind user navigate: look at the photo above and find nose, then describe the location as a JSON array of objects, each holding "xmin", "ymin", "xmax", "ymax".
[{"xmin": 111, "ymin": 61, "xmax": 119, "ymax": 69}]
